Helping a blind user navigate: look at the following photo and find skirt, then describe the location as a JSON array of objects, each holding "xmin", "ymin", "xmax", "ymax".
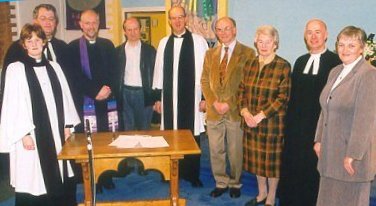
[{"xmin": 317, "ymin": 176, "xmax": 371, "ymax": 206}]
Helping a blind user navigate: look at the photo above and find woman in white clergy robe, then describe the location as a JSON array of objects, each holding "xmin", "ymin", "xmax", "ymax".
[
  {"xmin": 0, "ymin": 24, "xmax": 80, "ymax": 206},
  {"xmin": 314, "ymin": 26, "xmax": 376, "ymax": 206}
]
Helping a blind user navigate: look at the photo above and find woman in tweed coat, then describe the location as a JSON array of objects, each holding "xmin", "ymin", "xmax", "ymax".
[
  {"xmin": 239, "ymin": 25, "xmax": 291, "ymax": 206},
  {"xmin": 314, "ymin": 26, "xmax": 376, "ymax": 206}
]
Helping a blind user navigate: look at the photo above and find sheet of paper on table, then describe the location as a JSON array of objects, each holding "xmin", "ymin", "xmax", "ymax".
[{"xmin": 109, "ymin": 135, "xmax": 169, "ymax": 148}]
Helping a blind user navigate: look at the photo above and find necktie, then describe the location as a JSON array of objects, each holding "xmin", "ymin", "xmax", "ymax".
[
  {"xmin": 219, "ymin": 47, "xmax": 229, "ymax": 86},
  {"xmin": 45, "ymin": 42, "xmax": 53, "ymax": 61}
]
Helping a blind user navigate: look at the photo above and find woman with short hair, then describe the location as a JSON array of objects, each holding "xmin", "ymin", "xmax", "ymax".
[
  {"xmin": 239, "ymin": 25, "xmax": 291, "ymax": 206},
  {"xmin": 314, "ymin": 25, "xmax": 376, "ymax": 206},
  {"xmin": 0, "ymin": 23, "xmax": 80, "ymax": 206}
]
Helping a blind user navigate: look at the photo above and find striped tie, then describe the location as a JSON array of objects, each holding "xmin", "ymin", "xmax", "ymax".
[{"xmin": 219, "ymin": 47, "xmax": 229, "ymax": 86}]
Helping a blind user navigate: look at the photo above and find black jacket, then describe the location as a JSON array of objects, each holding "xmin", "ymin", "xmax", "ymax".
[{"xmin": 115, "ymin": 41, "xmax": 157, "ymax": 107}]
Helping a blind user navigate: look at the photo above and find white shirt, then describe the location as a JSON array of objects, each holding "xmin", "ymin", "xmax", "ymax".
[
  {"xmin": 330, "ymin": 56, "xmax": 362, "ymax": 92},
  {"xmin": 303, "ymin": 48, "xmax": 327, "ymax": 75},
  {"xmin": 220, "ymin": 40, "xmax": 236, "ymax": 64},
  {"xmin": 124, "ymin": 40, "xmax": 142, "ymax": 87}
]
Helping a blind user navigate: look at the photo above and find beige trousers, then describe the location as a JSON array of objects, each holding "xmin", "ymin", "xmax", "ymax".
[{"xmin": 207, "ymin": 119, "xmax": 243, "ymax": 188}]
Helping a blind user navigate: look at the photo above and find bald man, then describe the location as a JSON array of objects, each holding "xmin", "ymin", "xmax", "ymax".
[
  {"xmin": 278, "ymin": 19, "xmax": 341, "ymax": 206},
  {"xmin": 67, "ymin": 10, "xmax": 117, "ymax": 191},
  {"xmin": 152, "ymin": 6, "xmax": 208, "ymax": 188},
  {"xmin": 68, "ymin": 10, "xmax": 116, "ymax": 133}
]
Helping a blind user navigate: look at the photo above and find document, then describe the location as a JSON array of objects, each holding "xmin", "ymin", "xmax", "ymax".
[{"xmin": 109, "ymin": 135, "xmax": 169, "ymax": 148}]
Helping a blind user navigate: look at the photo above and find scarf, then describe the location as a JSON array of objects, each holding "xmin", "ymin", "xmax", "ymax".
[
  {"xmin": 163, "ymin": 31, "xmax": 195, "ymax": 132},
  {"xmin": 23, "ymin": 55, "xmax": 66, "ymax": 196}
]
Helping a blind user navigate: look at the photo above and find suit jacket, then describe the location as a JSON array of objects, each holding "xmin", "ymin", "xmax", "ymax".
[
  {"xmin": 115, "ymin": 41, "xmax": 157, "ymax": 107},
  {"xmin": 201, "ymin": 41, "xmax": 255, "ymax": 121},
  {"xmin": 315, "ymin": 58, "xmax": 376, "ymax": 182}
]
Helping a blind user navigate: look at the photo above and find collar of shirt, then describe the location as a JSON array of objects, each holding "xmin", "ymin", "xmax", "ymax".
[
  {"xmin": 173, "ymin": 30, "xmax": 186, "ymax": 38},
  {"xmin": 303, "ymin": 48, "xmax": 327, "ymax": 75},
  {"xmin": 343, "ymin": 55, "xmax": 362, "ymax": 69},
  {"xmin": 221, "ymin": 40, "xmax": 236, "ymax": 60},
  {"xmin": 125, "ymin": 40, "xmax": 141, "ymax": 49},
  {"xmin": 330, "ymin": 55, "xmax": 362, "ymax": 92},
  {"xmin": 258, "ymin": 53, "xmax": 276, "ymax": 65}
]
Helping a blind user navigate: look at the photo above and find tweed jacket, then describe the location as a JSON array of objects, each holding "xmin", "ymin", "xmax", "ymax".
[
  {"xmin": 315, "ymin": 58, "xmax": 376, "ymax": 182},
  {"xmin": 201, "ymin": 41, "xmax": 255, "ymax": 121}
]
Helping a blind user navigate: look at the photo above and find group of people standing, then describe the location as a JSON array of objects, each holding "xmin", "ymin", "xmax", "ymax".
[{"xmin": 0, "ymin": 3, "xmax": 375, "ymax": 206}]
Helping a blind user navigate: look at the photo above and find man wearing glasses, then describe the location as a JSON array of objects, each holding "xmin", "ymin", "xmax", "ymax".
[
  {"xmin": 201, "ymin": 16, "xmax": 255, "ymax": 198},
  {"xmin": 152, "ymin": 5, "xmax": 208, "ymax": 188}
]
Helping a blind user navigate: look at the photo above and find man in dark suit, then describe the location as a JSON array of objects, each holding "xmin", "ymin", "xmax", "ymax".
[
  {"xmin": 115, "ymin": 17, "xmax": 157, "ymax": 131},
  {"xmin": 279, "ymin": 19, "xmax": 341, "ymax": 206},
  {"xmin": 3, "ymin": 4, "xmax": 69, "ymax": 76}
]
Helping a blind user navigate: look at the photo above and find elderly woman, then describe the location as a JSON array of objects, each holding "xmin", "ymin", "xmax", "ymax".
[
  {"xmin": 314, "ymin": 26, "xmax": 376, "ymax": 206},
  {"xmin": 239, "ymin": 25, "xmax": 291, "ymax": 206},
  {"xmin": 0, "ymin": 24, "xmax": 80, "ymax": 206}
]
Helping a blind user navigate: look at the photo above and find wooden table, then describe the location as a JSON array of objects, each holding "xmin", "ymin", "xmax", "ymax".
[{"xmin": 58, "ymin": 129, "xmax": 201, "ymax": 206}]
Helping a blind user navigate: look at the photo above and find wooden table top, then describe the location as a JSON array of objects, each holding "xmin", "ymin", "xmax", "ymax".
[{"xmin": 58, "ymin": 129, "xmax": 201, "ymax": 160}]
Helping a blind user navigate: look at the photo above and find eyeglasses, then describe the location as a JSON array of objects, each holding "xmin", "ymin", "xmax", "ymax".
[
  {"xmin": 169, "ymin": 15, "xmax": 185, "ymax": 21},
  {"xmin": 215, "ymin": 26, "xmax": 233, "ymax": 33}
]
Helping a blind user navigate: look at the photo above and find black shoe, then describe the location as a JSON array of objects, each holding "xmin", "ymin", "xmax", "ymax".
[
  {"xmin": 229, "ymin": 187, "xmax": 241, "ymax": 198},
  {"xmin": 190, "ymin": 179, "xmax": 203, "ymax": 188},
  {"xmin": 210, "ymin": 187, "xmax": 228, "ymax": 197},
  {"xmin": 244, "ymin": 197, "xmax": 266, "ymax": 206}
]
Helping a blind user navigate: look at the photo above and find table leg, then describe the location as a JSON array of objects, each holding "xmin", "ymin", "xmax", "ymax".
[
  {"xmin": 81, "ymin": 162, "xmax": 92, "ymax": 206},
  {"xmin": 170, "ymin": 159, "xmax": 179, "ymax": 206}
]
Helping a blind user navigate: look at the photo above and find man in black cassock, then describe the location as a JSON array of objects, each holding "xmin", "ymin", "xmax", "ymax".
[
  {"xmin": 278, "ymin": 19, "xmax": 341, "ymax": 206},
  {"xmin": 67, "ymin": 9, "xmax": 116, "ymax": 133},
  {"xmin": 67, "ymin": 10, "xmax": 116, "ymax": 191}
]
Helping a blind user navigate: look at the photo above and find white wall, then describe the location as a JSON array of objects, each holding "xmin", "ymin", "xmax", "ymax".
[{"xmin": 229, "ymin": 0, "xmax": 376, "ymax": 64}]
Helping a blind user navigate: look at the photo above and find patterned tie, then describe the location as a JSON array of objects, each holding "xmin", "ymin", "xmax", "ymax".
[{"xmin": 219, "ymin": 47, "xmax": 229, "ymax": 86}]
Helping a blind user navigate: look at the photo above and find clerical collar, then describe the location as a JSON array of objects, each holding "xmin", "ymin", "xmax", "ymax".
[
  {"xmin": 173, "ymin": 30, "xmax": 186, "ymax": 38},
  {"xmin": 303, "ymin": 48, "xmax": 327, "ymax": 75},
  {"xmin": 89, "ymin": 40, "xmax": 96, "ymax": 44},
  {"xmin": 23, "ymin": 54, "xmax": 48, "ymax": 67}
]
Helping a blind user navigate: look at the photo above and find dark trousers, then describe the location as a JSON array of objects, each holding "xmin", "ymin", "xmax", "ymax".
[
  {"xmin": 179, "ymin": 134, "xmax": 201, "ymax": 182},
  {"xmin": 0, "ymin": 153, "xmax": 9, "ymax": 180}
]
